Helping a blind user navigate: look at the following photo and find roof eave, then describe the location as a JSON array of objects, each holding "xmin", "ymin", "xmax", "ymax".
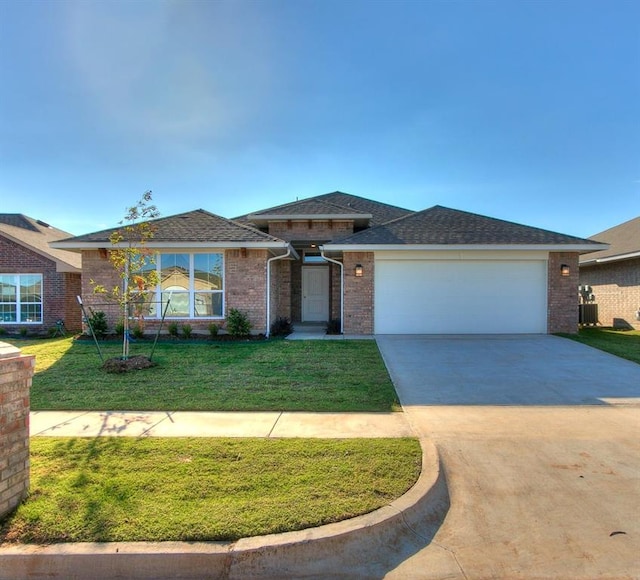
[
  {"xmin": 248, "ymin": 213, "xmax": 372, "ymax": 221},
  {"xmin": 580, "ymin": 250, "xmax": 640, "ymax": 266},
  {"xmin": 50, "ymin": 241, "xmax": 292, "ymax": 250},
  {"xmin": 322, "ymin": 243, "xmax": 609, "ymax": 252},
  {"xmin": 0, "ymin": 232, "xmax": 82, "ymax": 272}
]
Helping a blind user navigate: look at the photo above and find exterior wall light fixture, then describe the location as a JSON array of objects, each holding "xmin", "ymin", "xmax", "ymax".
[
  {"xmin": 354, "ymin": 264, "xmax": 364, "ymax": 277},
  {"xmin": 560, "ymin": 264, "xmax": 570, "ymax": 277}
]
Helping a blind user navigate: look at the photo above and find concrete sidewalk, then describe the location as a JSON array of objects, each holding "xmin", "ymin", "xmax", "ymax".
[{"xmin": 30, "ymin": 410, "xmax": 414, "ymax": 438}]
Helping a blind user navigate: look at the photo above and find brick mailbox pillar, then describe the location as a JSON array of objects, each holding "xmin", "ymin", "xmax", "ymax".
[{"xmin": 0, "ymin": 342, "xmax": 34, "ymax": 519}]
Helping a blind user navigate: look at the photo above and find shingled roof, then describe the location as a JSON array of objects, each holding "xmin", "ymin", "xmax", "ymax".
[
  {"xmin": 0, "ymin": 214, "xmax": 81, "ymax": 272},
  {"xmin": 325, "ymin": 206, "xmax": 606, "ymax": 248},
  {"xmin": 579, "ymin": 216, "xmax": 640, "ymax": 265},
  {"xmin": 237, "ymin": 191, "xmax": 412, "ymax": 227},
  {"xmin": 52, "ymin": 209, "xmax": 286, "ymax": 248}
]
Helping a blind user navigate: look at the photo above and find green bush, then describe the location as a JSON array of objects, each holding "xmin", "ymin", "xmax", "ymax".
[
  {"xmin": 0, "ymin": 327, "xmax": 6, "ymax": 336},
  {"xmin": 114, "ymin": 320, "xmax": 125, "ymax": 336},
  {"xmin": 270, "ymin": 317, "xmax": 292, "ymax": 337},
  {"xmin": 208, "ymin": 323, "xmax": 219, "ymax": 338},
  {"xmin": 167, "ymin": 321, "xmax": 179, "ymax": 337},
  {"xmin": 86, "ymin": 309, "xmax": 108, "ymax": 338},
  {"xmin": 181, "ymin": 324, "xmax": 193, "ymax": 339},
  {"xmin": 19, "ymin": 327, "xmax": 28, "ymax": 337},
  {"xmin": 227, "ymin": 309, "xmax": 251, "ymax": 337},
  {"xmin": 131, "ymin": 324, "xmax": 145, "ymax": 340}
]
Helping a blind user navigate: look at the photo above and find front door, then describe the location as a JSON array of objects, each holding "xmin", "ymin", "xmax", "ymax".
[{"xmin": 302, "ymin": 266, "xmax": 329, "ymax": 322}]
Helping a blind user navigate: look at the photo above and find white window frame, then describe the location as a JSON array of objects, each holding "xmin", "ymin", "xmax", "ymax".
[
  {"xmin": 0, "ymin": 273, "xmax": 44, "ymax": 324},
  {"xmin": 145, "ymin": 253, "xmax": 225, "ymax": 319}
]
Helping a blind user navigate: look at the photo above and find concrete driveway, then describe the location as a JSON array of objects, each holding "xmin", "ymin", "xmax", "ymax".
[{"xmin": 377, "ymin": 335, "xmax": 640, "ymax": 579}]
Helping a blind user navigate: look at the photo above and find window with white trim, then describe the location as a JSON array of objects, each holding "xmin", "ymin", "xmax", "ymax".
[
  {"xmin": 144, "ymin": 253, "xmax": 224, "ymax": 318},
  {"xmin": 0, "ymin": 274, "xmax": 43, "ymax": 323}
]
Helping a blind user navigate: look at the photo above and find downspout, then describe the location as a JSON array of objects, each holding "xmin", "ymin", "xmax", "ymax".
[
  {"xmin": 266, "ymin": 247, "xmax": 292, "ymax": 337},
  {"xmin": 320, "ymin": 247, "xmax": 344, "ymax": 335}
]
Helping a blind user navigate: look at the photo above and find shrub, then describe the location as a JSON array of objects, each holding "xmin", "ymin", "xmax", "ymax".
[
  {"xmin": 86, "ymin": 309, "xmax": 108, "ymax": 338},
  {"xmin": 326, "ymin": 319, "xmax": 342, "ymax": 335},
  {"xmin": 0, "ymin": 327, "xmax": 6, "ymax": 336},
  {"xmin": 114, "ymin": 320, "xmax": 125, "ymax": 336},
  {"xmin": 208, "ymin": 323, "xmax": 219, "ymax": 338},
  {"xmin": 270, "ymin": 317, "xmax": 292, "ymax": 337},
  {"xmin": 130, "ymin": 324, "xmax": 145, "ymax": 340},
  {"xmin": 19, "ymin": 327, "xmax": 28, "ymax": 337},
  {"xmin": 227, "ymin": 308, "xmax": 252, "ymax": 337},
  {"xmin": 167, "ymin": 321, "xmax": 179, "ymax": 337},
  {"xmin": 181, "ymin": 324, "xmax": 193, "ymax": 339}
]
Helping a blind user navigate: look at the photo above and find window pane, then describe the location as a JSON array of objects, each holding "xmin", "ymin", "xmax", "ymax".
[
  {"xmin": 163, "ymin": 291, "xmax": 189, "ymax": 317},
  {"xmin": 0, "ymin": 304, "xmax": 17, "ymax": 322},
  {"xmin": 160, "ymin": 254, "xmax": 190, "ymax": 290},
  {"xmin": 194, "ymin": 254, "xmax": 223, "ymax": 291},
  {"xmin": 0, "ymin": 277, "xmax": 17, "ymax": 302},
  {"xmin": 20, "ymin": 275, "xmax": 42, "ymax": 302},
  {"xmin": 20, "ymin": 304, "xmax": 42, "ymax": 323},
  {"xmin": 194, "ymin": 292, "xmax": 223, "ymax": 317}
]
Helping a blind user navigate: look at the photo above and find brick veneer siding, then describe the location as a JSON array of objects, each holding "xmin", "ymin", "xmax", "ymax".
[
  {"xmin": 80, "ymin": 249, "xmax": 270, "ymax": 334},
  {"xmin": 225, "ymin": 249, "xmax": 268, "ymax": 333},
  {"xmin": 343, "ymin": 252, "xmax": 374, "ymax": 334},
  {"xmin": 0, "ymin": 345, "xmax": 33, "ymax": 519},
  {"xmin": 270, "ymin": 259, "xmax": 292, "ymax": 323},
  {"xmin": 329, "ymin": 262, "xmax": 341, "ymax": 321},
  {"xmin": 267, "ymin": 220, "xmax": 354, "ymax": 242},
  {"xmin": 547, "ymin": 252, "xmax": 579, "ymax": 334},
  {"xmin": 0, "ymin": 236, "xmax": 82, "ymax": 333},
  {"xmin": 580, "ymin": 258, "xmax": 640, "ymax": 330}
]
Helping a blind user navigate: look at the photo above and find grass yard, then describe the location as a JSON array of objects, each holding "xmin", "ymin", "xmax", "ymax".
[
  {"xmin": 0, "ymin": 437, "xmax": 421, "ymax": 544},
  {"xmin": 559, "ymin": 328, "xmax": 640, "ymax": 365},
  {"xmin": 6, "ymin": 337, "xmax": 400, "ymax": 412}
]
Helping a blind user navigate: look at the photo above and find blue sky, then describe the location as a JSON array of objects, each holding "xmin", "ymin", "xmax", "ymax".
[{"xmin": 1, "ymin": 0, "xmax": 638, "ymax": 237}]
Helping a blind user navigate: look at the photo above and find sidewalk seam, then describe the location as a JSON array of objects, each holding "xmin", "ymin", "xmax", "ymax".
[{"xmin": 267, "ymin": 412, "xmax": 284, "ymax": 438}]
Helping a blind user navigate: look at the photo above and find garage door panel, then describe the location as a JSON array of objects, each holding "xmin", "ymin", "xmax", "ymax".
[{"xmin": 375, "ymin": 260, "xmax": 547, "ymax": 334}]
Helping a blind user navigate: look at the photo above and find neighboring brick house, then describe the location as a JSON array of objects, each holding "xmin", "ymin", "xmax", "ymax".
[
  {"xmin": 579, "ymin": 216, "xmax": 640, "ymax": 330},
  {"xmin": 52, "ymin": 192, "xmax": 605, "ymax": 336},
  {"xmin": 0, "ymin": 215, "xmax": 82, "ymax": 333}
]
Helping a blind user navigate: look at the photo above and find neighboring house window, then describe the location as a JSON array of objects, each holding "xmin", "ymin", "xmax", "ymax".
[
  {"xmin": 144, "ymin": 253, "xmax": 224, "ymax": 318},
  {"xmin": 0, "ymin": 274, "xmax": 43, "ymax": 324}
]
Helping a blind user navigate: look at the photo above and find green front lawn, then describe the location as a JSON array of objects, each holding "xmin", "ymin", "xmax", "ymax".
[
  {"xmin": 0, "ymin": 437, "xmax": 421, "ymax": 543},
  {"xmin": 559, "ymin": 327, "xmax": 640, "ymax": 365},
  {"xmin": 6, "ymin": 338, "xmax": 400, "ymax": 412}
]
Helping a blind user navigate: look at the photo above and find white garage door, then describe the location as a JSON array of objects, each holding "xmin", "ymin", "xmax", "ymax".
[{"xmin": 375, "ymin": 259, "xmax": 547, "ymax": 334}]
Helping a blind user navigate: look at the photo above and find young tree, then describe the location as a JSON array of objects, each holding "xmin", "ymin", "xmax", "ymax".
[{"xmin": 91, "ymin": 191, "xmax": 160, "ymax": 359}]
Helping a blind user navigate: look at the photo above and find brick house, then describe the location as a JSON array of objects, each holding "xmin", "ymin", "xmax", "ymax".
[
  {"xmin": 0, "ymin": 215, "xmax": 82, "ymax": 333},
  {"xmin": 52, "ymin": 192, "xmax": 605, "ymax": 335},
  {"xmin": 579, "ymin": 216, "xmax": 640, "ymax": 330}
]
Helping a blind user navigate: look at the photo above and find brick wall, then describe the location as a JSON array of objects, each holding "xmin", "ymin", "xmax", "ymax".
[
  {"xmin": 267, "ymin": 220, "xmax": 354, "ymax": 242},
  {"xmin": 580, "ymin": 258, "xmax": 640, "ymax": 329},
  {"xmin": 226, "ymin": 249, "xmax": 268, "ymax": 333},
  {"xmin": 0, "ymin": 343, "xmax": 34, "ymax": 519},
  {"xmin": 548, "ymin": 252, "xmax": 579, "ymax": 334},
  {"xmin": 270, "ymin": 258, "xmax": 292, "ymax": 325},
  {"xmin": 0, "ymin": 236, "xmax": 82, "ymax": 333},
  {"xmin": 343, "ymin": 252, "xmax": 374, "ymax": 334}
]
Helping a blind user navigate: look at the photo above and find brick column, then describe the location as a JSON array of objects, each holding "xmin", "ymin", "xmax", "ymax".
[
  {"xmin": 548, "ymin": 252, "xmax": 579, "ymax": 334},
  {"xmin": 0, "ymin": 343, "xmax": 34, "ymax": 519},
  {"xmin": 343, "ymin": 252, "xmax": 375, "ymax": 334}
]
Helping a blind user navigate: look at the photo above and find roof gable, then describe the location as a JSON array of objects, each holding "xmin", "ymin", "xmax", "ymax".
[
  {"xmin": 237, "ymin": 191, "xmax": 412, "ymax": 227},
  {"xmin": 0, "ymin": 214, "xmax": 81, "ymax": 272},
  {"xmin": 328, "ymin": 205, "xmax": 605, "ymax": 247},
  {"xmin": 580, "ymin": 216, "xmax": 640, "ymax": 264}
]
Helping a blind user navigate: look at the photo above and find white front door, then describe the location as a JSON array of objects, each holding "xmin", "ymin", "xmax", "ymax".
[{"xmin": 302, "ymin": 266, "xmax": 329, "ymax": 322}]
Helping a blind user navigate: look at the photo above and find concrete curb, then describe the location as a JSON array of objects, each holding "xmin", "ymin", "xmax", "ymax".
[{"xmin": 0, "ymin": 438, "xmax": 449, "ymax": 580}]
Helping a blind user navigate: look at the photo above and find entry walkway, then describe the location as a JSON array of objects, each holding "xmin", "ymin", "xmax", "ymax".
[{"xmin": 30, "ymin": 410, "xmax": 413, "ymax": 439}]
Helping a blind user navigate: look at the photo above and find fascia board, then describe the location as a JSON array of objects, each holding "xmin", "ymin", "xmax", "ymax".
[
  {"xmin": 248, "ymin": 214, "xmax": 372, "ymax": 221},
  {"xmin": 50, "ymin": 241, "xmax": 290, "ymax": 250},
  {"xmin": 580, "ymin": 250, "xmax": 640, "ymax": 265},
  {"xmin": 322, "ymin": 243, "xmax": 610, "ymax": 252}
]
